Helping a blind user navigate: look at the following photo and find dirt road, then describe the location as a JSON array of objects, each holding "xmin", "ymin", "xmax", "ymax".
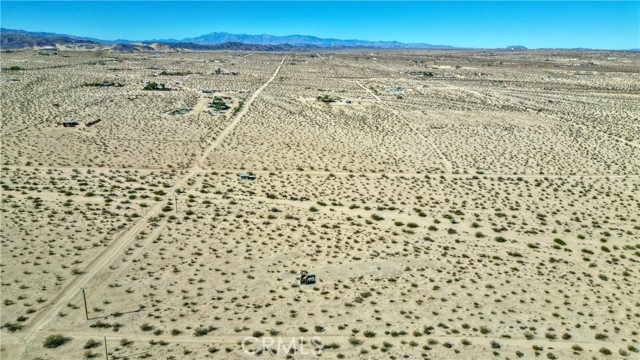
[{"xmin": 6, "ymin": 56, "xmax": 288, "ymax": 360}]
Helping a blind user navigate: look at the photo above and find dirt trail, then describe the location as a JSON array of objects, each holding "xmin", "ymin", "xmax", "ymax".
[
  {"xmin": 16, "ymin": 172, "xmax": 193, "ymax": 345},
  {"xmin": 218, "ymin": 169, "xmax": 640, "ymax": 179},
  {"xmin": 40, "ymin": 329, "xmax": 626, "ymax": 354},
  {"xmin": 379, "ymin": 62, "xmax": 640, "ymax": 150},
  {"xmin": 4, "ymin": 164, "xmax": 638, "ymax": 179},
  {"xmin": 356, "ymin": 80, "xmax": 452, "ymax": 174},
  {"xmin": 7, "ymin": 56, "xmax": 287, "ymax": 360},
  {"xmin": 197, "ymin": 56, "xmax": 287, "ymax": 168},
  {"xmin": 190, "ymin": 94, "xmax": 211, "ymax": 115}
]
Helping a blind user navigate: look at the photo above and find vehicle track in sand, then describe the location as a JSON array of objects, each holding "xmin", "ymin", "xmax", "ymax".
[
  {"xmin": 377, "ymin": 62, "xmax": 640, "ymax": 150},
  {"xmin": 6, "ymin": 56, "xmax": 287, "ymax": 359},
  {"xmin": 196, "ymin": 56, "xmax": 287, "ymax": 169},
  {"xmin": 356, "ymin": 80, "xmax": 453, "ymax": 174},
  {"xmin": 37, "ymin": 329, "xmax": 628, "ymax": 356},
  {"xmin": 4, "ymin": 164, "xmax": 638, "ymax": 179}
]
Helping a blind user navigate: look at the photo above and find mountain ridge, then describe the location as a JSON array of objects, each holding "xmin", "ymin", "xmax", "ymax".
[
  {"xmin": 0, "ymin": 28, "xmax": 457, "ymax": 50},
  {"xmin": 179, "ymin": 31, "xmax": 455, "ymax": 49},
  {"xmin": 3, "ymin": 28, "xmax": 633, "ymax": 51}
]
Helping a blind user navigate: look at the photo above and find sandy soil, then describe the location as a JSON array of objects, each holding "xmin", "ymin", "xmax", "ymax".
[{"xmin": 1, "ymin": 49, "xmax": 639, "ymax": 359}]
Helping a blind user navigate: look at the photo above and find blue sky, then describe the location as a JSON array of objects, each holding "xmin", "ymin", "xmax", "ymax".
[{"xmin": 1, "ymin": 1, "xmax": 639, "ymax": 49}]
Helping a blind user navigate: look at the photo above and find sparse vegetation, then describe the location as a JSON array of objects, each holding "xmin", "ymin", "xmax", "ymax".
[{"xmin": 1, "ymin": 48, "xmax": 637, "ymax": 360}]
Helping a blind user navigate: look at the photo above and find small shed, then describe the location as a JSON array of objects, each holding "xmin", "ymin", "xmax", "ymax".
[{"xmin": 239, "ymin": 172, "xmax": 256, "ymax": 180}]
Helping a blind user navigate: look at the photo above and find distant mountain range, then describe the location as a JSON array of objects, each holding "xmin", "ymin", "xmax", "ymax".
[
  {"xmin": 1, "ymin": 29, "xmax": 101, "ymax": 49},
  {"xmin": 3, "ymin": 28, "xmax": 634, "ymax": 52},
  {"xmin": 177, "ymin": 32, "xmax": 455, "ymax": 49},
  {"xmin": 1, "ymin": 28, "xmax": 459, "ymax": 51},
  {"xmin": 0, "ymin": 28, "xmax": 322, "ymax": 51}
]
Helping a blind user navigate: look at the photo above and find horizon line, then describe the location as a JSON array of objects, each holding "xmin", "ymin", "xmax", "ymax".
[{"xmin": 3, "ymin": 27, "xmax": 639, "ymax": 51}]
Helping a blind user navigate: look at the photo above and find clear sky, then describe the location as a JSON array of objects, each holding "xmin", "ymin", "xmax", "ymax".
[{"xmin": 1, "ymin": 1, "xmax": 639, "ymax": 49}]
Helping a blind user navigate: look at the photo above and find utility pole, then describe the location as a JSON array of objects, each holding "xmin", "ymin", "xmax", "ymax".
[
  {"xmin": 104, "ymin": 336, "xmax": 108, "ymax": 360},
  {"xmin": 81, "ymin": 287, "xmax": 89, "ymax": 320},
  {"xmin": 174, "ymin": 194, "xmax": 178, "ymax": 213}
]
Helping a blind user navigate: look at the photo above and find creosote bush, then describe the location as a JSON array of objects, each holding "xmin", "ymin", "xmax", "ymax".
[{"xmin": 44, "ymin": 334, "xmax": 71, "ymax": 348}]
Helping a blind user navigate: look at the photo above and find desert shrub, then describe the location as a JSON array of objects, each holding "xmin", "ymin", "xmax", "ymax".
[
  {"xmin": 553, "ymin": 238, "xmax": 566, "ymax": 246},
  {"xmin": 595, "ymin": 333, "xmax": 608, "ymax": 340},
  {"xmin": 83, "ymin": 339, "xmax": 100, "ymax": 349},
  {"xmin": 120, "ymin": 339, "xmax": 133, "ymax": 347},
  {"xmin": 619, "ymin": 349, "xmax": 630, "ymax": 356},
  {"xmin": 44, "ymin": 334, "xmax": 71, "ymax": 348},
  {"xmin": 143, "ymin": 82, "xmax": 166, "ymax": 91},
  {"xmin": 159, "ymin": 70, "xmax": 190, "ymax": 76},
  {"xmin": 194, "ymin": 327, "xmax": 212, "ymax": 337},
  {"xmin": 2, "ymin": 322, "xmax": 23, "ymax": 332},
  {"xmin": 599, "ymin": 347, "xmax": 612, "ymax": 355}
]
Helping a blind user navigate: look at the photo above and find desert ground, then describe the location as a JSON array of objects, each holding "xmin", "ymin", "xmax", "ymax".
[{"xmin": 1, "ymin": 49, "xmax": 639, "ymax": 359}]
